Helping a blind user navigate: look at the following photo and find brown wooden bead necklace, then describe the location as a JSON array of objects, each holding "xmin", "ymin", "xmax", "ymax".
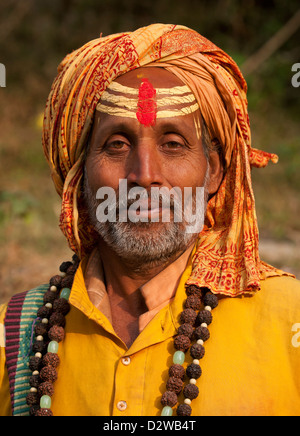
[
  {"xmin": 26, "ymin": 255, "xmax": 79, "ymax": 416},
  {"xmin": 26, "ymin": 256, "xmax": 218, "ymax": 416}
]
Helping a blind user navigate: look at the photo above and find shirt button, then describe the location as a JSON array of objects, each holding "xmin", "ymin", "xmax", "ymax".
[
  {"xmin": 122, "ymin": 357, "xmax": 131, "ymax": 366},
  {"xmin": 117, "ymin": 400, "xmax": 127, "ymax": 411}
]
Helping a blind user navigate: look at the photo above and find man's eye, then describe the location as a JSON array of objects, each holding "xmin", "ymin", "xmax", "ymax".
[
  {"xmin": 109, "ymin": 141, "xmax": 126, "ymax": 148},
  {"xmin": 163, "ymin": 141, "xmax": 184, "ymax": 149},
  {"xmin": 105, "ymin": 140, "xmax": 129, "ymax": 151}
]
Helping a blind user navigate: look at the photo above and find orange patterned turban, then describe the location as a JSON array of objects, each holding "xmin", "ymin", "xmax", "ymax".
[{"xmin": 43, "ymin": 23, "xmax": 289, "ymax": 297}]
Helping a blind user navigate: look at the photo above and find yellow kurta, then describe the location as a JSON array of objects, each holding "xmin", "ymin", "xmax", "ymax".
[{"xmin": 1, "ymin": 258, "xmax": 300, "ymax": 416}]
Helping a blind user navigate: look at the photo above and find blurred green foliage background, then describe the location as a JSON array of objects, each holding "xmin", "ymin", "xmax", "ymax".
[{"xmin": 0, "ymin": 0, "xmax": 299, "ymax": 302}]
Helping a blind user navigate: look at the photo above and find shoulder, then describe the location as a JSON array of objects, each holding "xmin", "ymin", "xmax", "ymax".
[
  {"xmin": 257, "ymin": 274, "xmax": 300, "ymax": 321},
  {"xmin": 260, "ymin": 274, "xmax": 300, "ymax": 296},
  {"xmin": 1, "ymin": 285, "xmax": 49, "ymax": 339},
  {"xmin": 4, "ymin": 285, "xmax": 49, "ymax": 310}
]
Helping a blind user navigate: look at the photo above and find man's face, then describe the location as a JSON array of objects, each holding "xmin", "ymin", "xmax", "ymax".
[{"xmin": 84, "ymin": 67, "xmax": 222, "ymax": 267}]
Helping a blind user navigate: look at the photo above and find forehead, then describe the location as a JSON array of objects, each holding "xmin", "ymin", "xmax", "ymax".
[
  {"xmin": 115, "ymin": 67, "xmax": 185, "ymax": 88},
  {"xmin": 96, "ymin": 67, "xmax": 200, "ymax": 129}
]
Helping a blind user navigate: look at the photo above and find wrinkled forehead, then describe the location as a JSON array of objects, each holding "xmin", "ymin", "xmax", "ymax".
[{"xmin": 96, "ymin": 67, "xmax": 200, "ymax": 128}]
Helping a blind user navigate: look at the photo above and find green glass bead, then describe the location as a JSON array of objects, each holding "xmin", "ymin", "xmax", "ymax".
[
  {"xmin": 161, "ymin": 406, "xmax": 173, "ymax": 416},
  {"xmin": 173, "ymin": 350, "xmax": 185, "ymax": 365},
  {"xmin": 40, "ymin": 395, "xmax": 51, "ymax": 409},
  {"xmin": 47, "ymin": 340, "xmax": 59, "ymax": 353},
  {"xmin": 60, "ymin": 287, "xmax": 71, "ymax": 300}
]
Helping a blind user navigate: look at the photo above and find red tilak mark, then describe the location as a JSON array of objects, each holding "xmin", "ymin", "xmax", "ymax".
[{"xmin": 136, "ymin": 79, "xmax": 157, "ymax": 127}]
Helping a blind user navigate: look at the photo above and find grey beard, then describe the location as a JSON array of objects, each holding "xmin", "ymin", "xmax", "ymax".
[{"xmin": 83, "ymin": 175, "xmax": 209, "ymax": 270}]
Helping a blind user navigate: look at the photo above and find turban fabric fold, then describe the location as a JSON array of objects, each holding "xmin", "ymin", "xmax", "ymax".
[{"xmin": 43, "ymin": 24, "xmax": 290, "ymax": 297}]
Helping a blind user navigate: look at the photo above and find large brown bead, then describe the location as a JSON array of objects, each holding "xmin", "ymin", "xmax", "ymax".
[
  {"xmin": 49, "ymin": 275, "xmax": 62, "ymax": 289},
  {"xmin": 42, "ymin": 352, "xmax": 60, "ymax": 368},
  {"xmin": 53, "ymin": 298, "xmax": 70, "ymax": 315},
  {"xmin": 29, "ymin": 356, "xmax": 41, "ymax": 371},
  {"xmin": 48, "ymin": 325, "xmax": 65, "ymax": 342},
  {"xmin": 43, "ymin": 290, "xmax": 58, "ymax": 305},
  {"xmin": 190, "ymin": 343, "xmax": 205, "ymax": 360},
  {"xmin": 49, "ymin": 312, "xmax": 65, "ymax": 327},
  {"xmin": 61, "ymin": 275, "xmax": 74, "ymax": 289},
  {"xmin": 38, "ymin": 381, "xmax": 55, "ymax": 397},
  {"xmin": 178, "ymin": 323, "xmax": 194, "ymax": 339},
  {"xmin": 174, "ymin": 334, "xmax": 191, "ymax": 352},
  {"xmin": 183, "ymin": 383, "xmax": 199, "ymax": 400},
  {"xmin": 180, "ymin": 309, "xmax": 197, "ymax": 325},
  {"xmin": 177, "ymin": 403, "xmax": 192, "ymax": 416},
  {"xmin": 29, "ymin": 374, "xmax": 40, "ymax": 388},
  {"xmin": 168, "ymin": 364, "xmax": 185, "ymax": 380},
  {"xmin": 194, "ymin": 325, "xmax": 210, "ymax": 342},
  {"xmin": 59, "ymin": 261, "xmax": 73, "ymax": 273},
  {"xmin": 185, "ymin": 295, "xmax": 201, "ymax": 311},
  {"xmin": 196, "ymin": 310, "xmax": 212, "ymax": 326},
  {"xmin": 161, "ymin": 390, "xmax": 178, "ymax": 407},
  {"xmin": 203, "ymin": 291, "xmax": 218, "ymax": 309},
  {"xmin": 26, "ymin": 392, "xmax": 39, "ymax": 406},
  {"xmin": 166, "ymin": 377, "xmax": 183, "ymax": 395},
  {"xmin": 40, "ymin": 365, "xmax": 58, "ymax": 383},
  {"xmin": 34, "ymin": 322, "xmax": 48, "ymax": 337},
  {"xmin": 37, "ymin": 305, "xmax": 52, "ymax": 319},
  {"xmin": 186, "ymin": 285, "xmax": 202, "ymax": 298},
  {"xmin": 186, "ymin": 363, "xmax": 202, "ymax": 379}
]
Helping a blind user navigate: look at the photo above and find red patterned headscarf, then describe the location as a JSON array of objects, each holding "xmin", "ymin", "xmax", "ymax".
[{"xmin": 43, "ymin": 24, "xmax": 289, "ymax": 297}]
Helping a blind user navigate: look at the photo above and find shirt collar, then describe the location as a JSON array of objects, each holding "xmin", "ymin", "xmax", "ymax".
[{"xmin": 81, "ymin": 243, "xmax": 195, "ymax": 331}]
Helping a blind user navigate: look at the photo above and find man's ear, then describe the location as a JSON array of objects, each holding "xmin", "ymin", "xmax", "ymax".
[{"xmin": 206, "ymin": 140, "xmax": 224, "ymax": 195}]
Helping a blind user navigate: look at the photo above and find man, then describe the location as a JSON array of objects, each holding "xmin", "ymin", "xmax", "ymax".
[{"xmin": 0, "ymin": 23, "xmax": 300, "ymax": 416}]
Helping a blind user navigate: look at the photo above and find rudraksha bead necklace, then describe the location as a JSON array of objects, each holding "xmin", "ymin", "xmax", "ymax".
[
  {"xmin": 26, "ymin": 255, "xmax": 79, "ymax": 416},
  {"xmin": 26, "ymin": 256, "xmax": 218, "ymax": 416},
  {"xmin": 160, "ymin": 285, "xmax": 218, "ymax": 416}
]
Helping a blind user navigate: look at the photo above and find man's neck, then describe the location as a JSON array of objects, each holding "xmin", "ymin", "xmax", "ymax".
[
  {"xmin": 85, "ymin": 240, "xmax": 195, "ymax": 348},
  {"xmin": 97, "ymin": 240, "xmax": 195, "ymax": 300}
]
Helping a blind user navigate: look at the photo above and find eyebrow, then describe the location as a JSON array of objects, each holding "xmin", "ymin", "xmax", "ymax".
[
  {"xmin": 95, "ymin": 115, "xmax": 198, "ymax": 141},
  {"xmin": 95, "ymin": 117, "xmax": 136, "ymax": 137}
]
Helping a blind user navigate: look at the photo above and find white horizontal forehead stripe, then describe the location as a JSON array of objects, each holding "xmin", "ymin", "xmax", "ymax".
[
  {"xmin": 99, "ymin": 90, "xmax": 196, "ymax": 108},
  {"xmin": 96, "ymin": 102, "xmax": 199, "ymax": 117},
  {"xmin": 107, "ymin": 81, "xmax": 193, "ymax": 96}
]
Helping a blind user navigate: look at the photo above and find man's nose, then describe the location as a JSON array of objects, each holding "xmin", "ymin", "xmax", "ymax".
[{"xmin": 126, "ymin": 143, "xmax": 164, "ymax": 189}]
